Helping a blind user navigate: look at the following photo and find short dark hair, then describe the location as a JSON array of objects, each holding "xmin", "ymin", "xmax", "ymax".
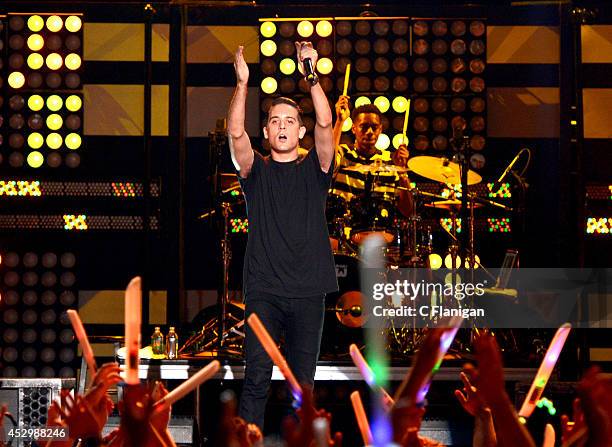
[
  {"xmin": 351, "ymin": 104, "xmax": 382, "ymax": 122},
  {"xmin": 266, "ymin": 97, "xmax": 304, "ymax": 125}
]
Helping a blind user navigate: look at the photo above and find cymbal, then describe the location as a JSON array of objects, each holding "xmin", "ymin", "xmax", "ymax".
[
  {"xmin": 407, "ymin": 156, "xmax": 482, "ymax": 185},
  {"xmin": 343, "ymin": 163, "xmax": 408, "ymax": 174},
  {"xmin": 220, "ymin": 173, "xmax": 239, "ymax": 191},
  {"xmin": 425, "ymin": 199, "xmax": 484, "ymax": 211},
  {"xmin": 335, "ymin": 291, "xmax": 368, "ymax": 328}
]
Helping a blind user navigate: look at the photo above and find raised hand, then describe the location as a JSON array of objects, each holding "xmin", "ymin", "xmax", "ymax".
[
  {"xmin": 392, "ymin": 143, "xmax": 409, "ymax": 167},
  {"xmin": 454, "ymin": 365, "xmax": 487, "ymax": 417},
  {"xmin": 560, "ymin": 398, "xmax": 586, "ymax": 446},
  {"xmin": 234, "ymin": 45, "xmax": 249, "ymax": 86},
  {"xmin": 295, "ymin": 41, "xmax": 318, "ymax": 77},
  {"xmin": 335, "ymin": 95, "xmax": 350, "ymax": 123},
  {"xmin": 473, "ymin": 331, "xmax": 506, "ymax": 406}
]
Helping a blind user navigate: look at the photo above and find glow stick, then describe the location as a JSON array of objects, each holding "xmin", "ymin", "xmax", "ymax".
[
  {"xmin": 349, "ymin": 344, "xmax": 394, "ymax": 410},
  {"xmin": 153, "ymin": 360, "xmax": 220, "ymax": 413},
  {"xmin": 124, "ymin": 276, "xmax": 142, "ymax": 385},
  {"xmin": 342, "ymin": 63, "xmax": 351, "ymax": 96},
  {"xmin": 313, "ymin": 417, "xmax": 330, "ymax": 447},
  {"xmin": 542, "ymin": 424, "xmax": 555, "ymax": 447},
  {"xmin": 247, "ymin": 313, "xmax": 303, "ymax": 402},
  {"xmin": 67, "ymin": 310, "xmax": 97, "ymax": 376},
  {"xmin": 518, "ymin": 323, "xmax": 571, "ymax": 418},
  {"xmin": 350, "ymin": 391, "xmax": 373, "ymax": 446},
  {"xmin": 401, "ymin": 99, "xmax": 411, "ymax": 145}
]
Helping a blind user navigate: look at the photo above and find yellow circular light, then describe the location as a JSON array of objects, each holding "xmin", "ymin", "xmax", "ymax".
[
  {"xmin": 46, "ymin": 133, "xmax": 63, "ymax": 150},
  {"xmin": 65, "ymin": 53, "xmax": 82, "ymax": 70},
  {"xmin": 316, "ymin": 20, "xmax": 333, "ymax": 37},
  {"xmin": 341, "ymin": 117, "xmax": 353, "ymax": 133},
  {"xmin": 8, "ymin": 72, "xmax": 25, "ymax": 89},
  {"xmin": 46, "ymin": 114, "xmax": 63, "ymax": 131},
  {"xmin": 261, "ymin": 77, "xmax": 278, "ymax": 94},
  {"xmin": 27, "ymin": 133, "xmax": 44, "ymax": 149},
  {"xmin": 65, "ymin": 133, "xmax": 82, "ymax": 150},
  {"xmin": 46, "ymin": 53, "xmax": 63, "ymax": 70},
  {"xmin": 46, "ymin": 15, "xmax": 63, "ymax": 32},
  {"xmin": 428, "ymin": 253, "xmax": 443, "ymax": 270},
  {"xmin": 27, "ymin": 53, "xmax": 44, "ymax": 70},
  {"xmin": 392, "ymin": 96, "xmax": 409, "ymax": 113},
  {"xmin": 279, "ymin": 58, "xmax": 296, "ymax": 75},
  {"xmin": 464, "ymin": 254, "xmax": 481, "ymax": 269},
  {"xmin": 355, "ymin": 96, "xmax": 371, "ymax": 108},
  {"xmin": 260, "ymin": 21, "xmax": 276, "ymax": 38},
  {"xmin": 375, "ymin": 133, "xmax": 390, "ymax": 150},
  {"xmin": 47, "ymin": 95, "xmax": 63, "ymax": 112},
  {"xmin": 65, "ymin": 16, "xmax": 82, "ymax": 33},
  {"xmin": 374, "ymin": 96, "xmax": 390, "ymax": 113},
  {"xmin": 444, "ymin": 254, "xmax": 462, "ymax": 269},
  {"xmin": 27, "ymin": 34, "xmax": 44, "ymax": 51},
  {"xmin": 392, "ymin": 133, "xmax": 408, "ymax": 149},
  {"xmin": 444, "ymin": 272, "xmax": 462, "ymax": 286},
  {"xmin": 27, "ymin": 151, "xmax": 44, "ymax": 168},
  {"xmin": 297, "ymin": 20, "xmax": 314, "ymax": 38},
  {"xmin": 66, "ymin": 95, "xmax": 82, "ymax": 112},
  {"xmin": 28, "ymin": 95, "xmax": 44, "ymax": 111},
  {"xmin": 316, "ymin": 57, "xmax": 333, "ymax": 75},
  {"xmin": 260, "ymin": 40, "xmax": 277, "ymax": 57},
  {"xmin": 28, "ymin": 15, "xmax": 45, "ymax": 32}
]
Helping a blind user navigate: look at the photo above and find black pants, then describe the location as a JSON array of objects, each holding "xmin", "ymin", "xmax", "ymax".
[{"xmin": 238, "ymin": 291, "xmax": 325, "ymax": 430}]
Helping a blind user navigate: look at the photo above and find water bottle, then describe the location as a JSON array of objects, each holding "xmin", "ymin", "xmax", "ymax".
[{"xmin": 166, "ymin": 327, "xmax": 178, "ymax": 359}]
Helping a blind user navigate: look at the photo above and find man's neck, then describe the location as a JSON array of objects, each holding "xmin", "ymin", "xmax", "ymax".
[
  {"xmin": 355, "ymin": 145, "xmax": 378, "ymax": 158},
  {"xmin": 270, "ymin": 148, "xmax": 299, "ymax": 162}
]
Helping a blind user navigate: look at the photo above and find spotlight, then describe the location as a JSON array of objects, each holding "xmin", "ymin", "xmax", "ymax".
[
  {"xmin": 8, "ymin": 72, "xmax": 25, "ymax": 89},
  {"xmin": 27, "ymin": 53, "xmax": 44, "ymax": 70},
  {"xmin": 28, "ymin": 95, "xmax": 44, "ymax": 111},
  {"xmin": 27, "ymin": 132, "xmax": 44, "ymax": 149},
  {"xmin": 392, "ymin": 96, "xmax": 408, "ymax": 113},
  {"xmin": 355, "ymin": 96, "xmax": 371, "ymax": 107},
  {"xmin": 374, "ymin": 96, "xmax": 390, "ymax": 113},
  {"xmin": 261, "ymin": 77, "xmax": 278, "ymax": 94},
  {"xmin": 65, "ymin": 133, "xmax": 81, "ymax": 150},
  {"xmin": 27, "ymin": 15, "xmax": 45, "ymax": 32},
  {"xmin": 27, "ymin": 151, "xmax": 44, "ymax": 168},
  {"xmin": 65, "ymin": 16, "xmax": 82, "ymax": 33},
  {"xmin": 260, "ymin": 21, "xmax": 276, "ymax": 38},
  {"xmin": 65, "ymin": 54, "xmax": 82, "ymax": 70},
  {"xmin": 46, "ymin": 133, "xmax": 63, "ymax": 149},
  {"xmin": 316, "ymin": 58, "xmax": 333, "ymax": 75},
  {"xmin": 297, "ymin": 21, "xmax": 314, "ymax": 38},
  {"xmin": 392, "ymin": 133, "xmax": 408, "ymax": 149},
  {"xmin": 375, "ymin": 133, "xmax": 390, "ymax": 150},
  {"xmin": 46, "ymin": 114, "xmax": 63, "ymax": 131},
  {"xmin": 66, "ymin": 95, "xmax": 82, "ymax": 112},
  {"xmin": 316, "ymin": 20, "xmax": 333, "ymax": 37},
  {"xmin": 46, "ymin": 15, "xmax": 63, "ymax": 32},
  {"xmin": 260, "ymin": 40, "xmax": 277, "ymax": 57},
  {"xmin": 47, "ymin": 95, "xmax": 63, "ymax": 111},
  {"xmin": 27, "ymin": 34, "xmax": 45, "ymax": 51},
  {"xmin": 279, "ymin": 58, "xmax": 296, "ymax": 75},
  {"xmin": 428, "ymin": 253, "xmax": 443, "ymax": 270},
  {"xmin": 444, "ymin": 254, "xmax": 462, "ymax": 269},
  {"xmin": 46, "ymin": 53, "xmax": 63, "ymax": 70}
]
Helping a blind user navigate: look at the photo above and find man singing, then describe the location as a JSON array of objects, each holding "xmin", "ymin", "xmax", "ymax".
[{"xmin": 227, "ymin": 42, "xmax": 337, "ymax": 429}]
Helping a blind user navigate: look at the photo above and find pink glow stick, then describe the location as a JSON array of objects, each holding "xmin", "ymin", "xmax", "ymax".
[
  {"xmin": 542, "ymin": 423, "xmax": 555, "ymax": 447},
  {"xmin": 518, "ymin": 323, "xmax": 571, "ymax": 418},
  {"xmin": 153, "ymin": 360, "xmax": 220, "ymax": 413},
  {"xmin": 247, "ymin": 313, "xmax": 303, "ymax": 402},
  {"xmin": 350, "ymin": 391, "xmax": 373, "ymax": 446},
  {"xmin": 124, "ymin": 276, "xmax": 142, "ymax": 385},
  {"xmin": 67, "ymin": 310, "xmax": 97, "ymax": 376},
  {"xmin": 349, "ymin": 344, "xmax": 394, "ymax": 410}
]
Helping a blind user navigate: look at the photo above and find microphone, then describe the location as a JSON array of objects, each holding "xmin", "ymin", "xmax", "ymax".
[
  {"xmin": 492, "ymin": 148, "xmax": 527, "ymax": 192},
  {"xmin": 303, "ymin": 57, "xmax": 319, "ymax": 86}
]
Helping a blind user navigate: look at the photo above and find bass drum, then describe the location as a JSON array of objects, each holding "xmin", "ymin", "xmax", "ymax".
[{"xmin": 321, "ymin": 253, "xmax": 365, "ymax": 359}]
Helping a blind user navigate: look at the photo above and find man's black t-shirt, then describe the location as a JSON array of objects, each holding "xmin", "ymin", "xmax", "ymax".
[{"xmin": 238, "ymin": 149, "xmax": 338, "ymax": 297}]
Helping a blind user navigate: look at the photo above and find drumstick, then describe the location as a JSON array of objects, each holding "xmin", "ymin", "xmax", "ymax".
[
  {"xmin": 67, "ymin": 310, "xmax": 97, "ymax": 377},
  {"xmin": 518, "ymin": 323, "xmax": 571, "ymax": 419},
  {"xmin": 350, "ymin": 391, "xmax": 373, "ymax": 446},
  {"xmin": 401, "ymin": 99, "xmax": 411, "ymax": 146},
  {"xmin": 153, "ymin": 360, "xmax": 220, "ymax": 413},
  {"xmin": 247, "ymin": 313, "xmax": 303, "ymax": 402},
  {"xmin": 349, "ymin": 344, "xmax": 394, "ymax": 410},
  {"xmin": 124, "ymin": 276, "xmax": 142, "ymax": 385},
  {"xmin": 342, "ymin": 63, "xmax": 351, "ymax": 97}
]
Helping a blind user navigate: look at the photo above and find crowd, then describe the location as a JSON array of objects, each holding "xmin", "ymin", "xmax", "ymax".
[{"xmin": 0, "ymin": 331, "xmax": 610, "ymax": 446}]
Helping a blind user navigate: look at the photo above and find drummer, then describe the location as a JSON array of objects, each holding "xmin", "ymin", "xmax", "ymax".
[{"xmin": 332, "ymin": 95, "xmax": 412, "ymax": 216}]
